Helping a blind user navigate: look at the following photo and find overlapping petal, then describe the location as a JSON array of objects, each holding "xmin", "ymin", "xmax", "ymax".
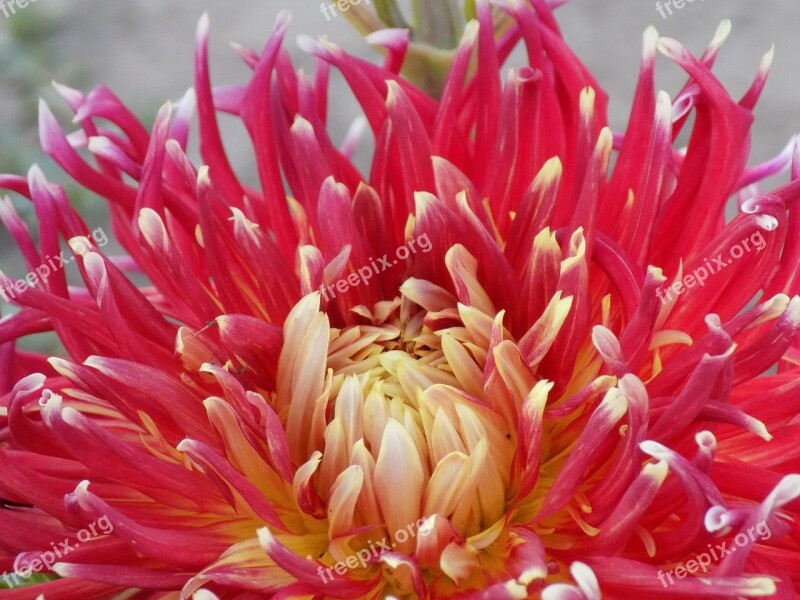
[{"xmin": 0, "ymin": 1, "xmax": 799, "ymax": 599}]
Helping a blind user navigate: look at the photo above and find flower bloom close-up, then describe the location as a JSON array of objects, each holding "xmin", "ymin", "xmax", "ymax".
[{"xmin": 1, "ymin": 0, "xmax": 800, "ymax": 598}]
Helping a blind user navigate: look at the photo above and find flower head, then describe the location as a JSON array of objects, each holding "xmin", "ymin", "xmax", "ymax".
[{"xmin": 1, "ymin": 2, "xmax": 800, "ymax": 599}]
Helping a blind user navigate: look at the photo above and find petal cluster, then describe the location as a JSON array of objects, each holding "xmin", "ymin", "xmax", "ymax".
[{"xmin": 0, "ymin": 2, "xmax": 799, "ymax": 599}]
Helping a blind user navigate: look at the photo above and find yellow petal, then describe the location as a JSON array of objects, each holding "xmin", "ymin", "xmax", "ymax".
[
  {"xmin": 440, "ymin": 541, "xmax": 479, "ymax": 584},
  {"xmin": 445, "ymin": 245, "xmax": 496, "ymax": 316},
  {"xmin": 441, "ymin": 333, "xmax": 484, "ymax": 398},
  {"xmin": 279, "ymin": 294, "xmax": 330, "ymax": 463},
  {"xmin": 428, "ymin": 408, "xmax": 467, "ymax": 464},
  {"xmin": 424, "ymin": 451, "xmax": 471, "ymax": 517},
  {"xmin": 400, "ymin": 277, "xmax": 457, "ymax": 312},
  {"xmin": 204, "ymin": 397, "xmax": 287, "ymax": 505}
]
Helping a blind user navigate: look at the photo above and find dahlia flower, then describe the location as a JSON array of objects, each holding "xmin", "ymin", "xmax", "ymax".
[{"xmin": 2, "ymin": 1, "xmax": 800, "ymax": 598}]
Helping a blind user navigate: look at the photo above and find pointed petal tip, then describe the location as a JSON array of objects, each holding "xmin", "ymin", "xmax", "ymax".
[
  {"xmin": 197, "ymin": 164, "xmax": 211, "ymax": 186},
  {"xmin": 461, "ymin": 19, "xmax": 480, "ymax": 45},
  {"xmin": 760, "ymin": 44, "xmax": 776, "ymax": 70},
  {"xmin": 66, "ymin": 479, "xmax": 93, "ymax": 510},
  {"xmin": 643, "ymin": 25, "xmax": 659, "ymax": 50},
  {"xmin": 385, "ymin": 79, "xmax": 403, "ymax": 104},
  {"xmin": 533, "ymin": 156, "xmax": 563, "ymax": 189},
  {"xmin": 598, "ymin": 126, "xmax": 613, "ymax": 149},
  {"xmin": 197, "ymin": 12, "xmax": 210, "ymax": 38},
  {"xmin": 711, "ymin": 19, "xmax": 733, "ymax": 49},
  {"xmin": 771, "ymin": 473, "xmax": 800, "ymax": 504},
  {"xmin": 28, "ymin": 163, "xmax": 47, "ymax": 185},
  {"xmin": 639, "ymin": 439, "xmax": 667, "ymax": 458},
  {"xmin": 750, "ymin": 417, "xmax": 772, "ymax": 442},
  {"xmin": 275, "ymin": 9, "xmax": 292, "ymax": 28},
  {"xmin": 256, "ymin": 526, "xmax": 275, "ymax": 550},
  {"xmin": 51, "ymin": 80, "xmax": 74, "ymax": 95},
  {"xmin": 47, "ymin": 356, "xmax": 70, "ymax": 372},
  {"xmin": 176, "ymin": 439, "xmax": 195, "ymax": 453},
  {"xmin": 656, "ymin": 37, "xmax": 683, "ymax": 60},
  {"xmin": 296, "ymin": 34, "xmax": 331, "ymax": 56},
  {"xmin": 37, "ymin": 99, "xmax": 56, "ymax": 143},
  {"xmin": 11, "ymin": 373, "xmax": 47, "ymax": 397},
  {"xmin": 365, "ymin": 27, "xmax": 410, "ymax": 47}
]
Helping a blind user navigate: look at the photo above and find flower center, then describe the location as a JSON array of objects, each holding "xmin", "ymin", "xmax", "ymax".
[{"xmin": 305, "ymin": 292, "xmax": 517, "ymax": 561}]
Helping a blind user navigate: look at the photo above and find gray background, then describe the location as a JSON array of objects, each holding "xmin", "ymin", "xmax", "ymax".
[
  {"xmin": 0, "ymin": 0, "xmax": 798, "ymax": 316},
  {"xmin": 2, "ymin": 1, "xmax": 796, "ymax": 159}
]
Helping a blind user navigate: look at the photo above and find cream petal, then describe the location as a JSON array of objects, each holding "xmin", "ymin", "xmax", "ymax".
[
  {"xmin": 429, "ymin": 408, "xmax": 468, "ymax": 464},
  {"xmin": 374, "ymin": 419, "xmax": 424, "ymax": 554},
  {"xmin": 350, "ymin": 440, "xmax": 383, "ymax": 526},
  {"xmin": 334, "ymin": 375, "xmax": 365, "ymax": 451},
  {"xmin": 328, "ymin": 464, "xmax": 364, "ymax": 541},
  {"xmin": 319, "ymin": 419, "xmax": 348, "ymax": 500},
  {"xmin": 364, "ymin": 383, "xmax": 390, "ymax": 458}
]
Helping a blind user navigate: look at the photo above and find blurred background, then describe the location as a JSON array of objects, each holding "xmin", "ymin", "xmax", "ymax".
[{"xmin": 0, "ymin": 0, "xmax": 798, "ymax": 352}]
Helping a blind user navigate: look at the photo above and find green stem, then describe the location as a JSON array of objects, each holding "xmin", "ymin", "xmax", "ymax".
[
  {"xmin": 401, "ymin": 44, "xmax": 457, "ymax": 98},
  {"xmin": 341, "ymin": 4, "xmax": 385, "ymax": 36},
  {"xmin": 372, "ymin": 0, "xmax": 409, "ymax": 28},
  {"xmin": 409, "ymin": 0, "xmax": 463, "ymax": 49},
  {"xmin": 343, "ymin": 0, "xmax": 512, "ymax": 98}
]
